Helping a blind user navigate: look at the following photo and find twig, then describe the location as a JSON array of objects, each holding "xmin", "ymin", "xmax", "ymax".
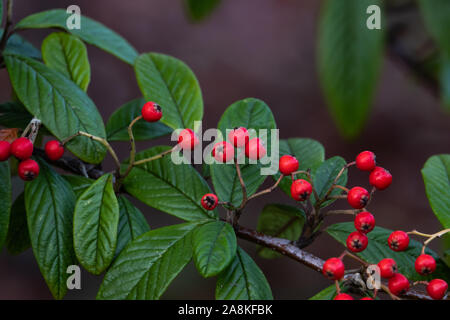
[
  {"xmin": 121, "ymin": 115, "xmax": 142, "ymax": 179},
  {"xmin": 235, "ymin": 159, "xmax": 248, "ymax": 210},
  {"xmin": 246, "ymin": 174, "xmax": 284, "ymax": 201},
  {"xmin": 133, "ymin": 147, "xmax": 175, "ymax": 166}
]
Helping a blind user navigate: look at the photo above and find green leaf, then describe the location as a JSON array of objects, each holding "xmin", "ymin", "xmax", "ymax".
[
  {"xmin": 327, "ymin": 222, "xmax": 450, "ymax": 282},
  {"xmin": 123, "ymin": 146, "xmax": 217, "ymax": 221},
  {"xmin": 256, "ymin": 204, "xmax": 305, "ymax": 259},
  {"xmin": 25, "ymin": 158, "xmax": 77, "ymax": 299},
  {"xmin": 309, "ymin": 284, "xmax": 337, "ymax": 300},
  {"xmin": 441, "ymin": 55, "xmax": 450, "ymax": 110},
  {"xmin": 418, "ymin": 0, "xmax": 450, "ymax": 54},
  {"xmin": 63, "ymin": 175, "xmax": 94, "ymax": 198},
  {"xmin": 192, "ymin": 221, "xmax": 237, "ymax": 278},
  {"xmin": 15, "ymin": 9, "xmax": 138, "ymax": 65},
  {"xmin": 5, "ymin": 193, "xmax": 31, "ymax": 255},
  {"xmin": 1, "ymin": 29, "xmax": 42, "ymax": 59},
  {"xmin": 318, "ymin": 0, "xmax": 383, "ymax": 138},
  {"xmin": 210, "ymin": 98, "xmax": 276, "ymax": 206},
  {"xmin": 97, "ymin": 222, "xmax": 200, "ymax": 300},
  {"xmin": 0, "ymin": 1, "xmax": 3, "ymax": 26},
  {"xmin": 73, "ymin": 174, "xmax": 119, "ymax": 275},
  {"xmin": 106, "ymin": 97, "xmax": 172, "ymax": 141},
  {"xmin": 134, "ymin": 53, "xmax": 203, "ymax": 130},
  {"xmin": 0, "ymin": 101, "xmax": 33, "ymax": 129},
  {"xmin": 42, "ymin": 32, "xmax": 90, "ymax": 91},
  {"xmin": 184, "ymin": 0, "xmax": 221, "ymax": 21},
  {"xmin": 0, "ymin": 161, "xmax": 12, "ymax": 251},
  {"xmin": 312, "ymin": 156, "xmax": 347, "ymax": 207},
  {"xmin": 4, "ymin": 54, "xmax": 106, "ymax": 164},
  {"xmin": 116, "ymin": 196, "xmax": 150, "ymax": 257},
  {"xmin": 216, "ymin": 247, "xmax": 273, "ymax": 300}
]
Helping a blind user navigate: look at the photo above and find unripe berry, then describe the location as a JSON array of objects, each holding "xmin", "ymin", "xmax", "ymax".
[
  {"xmin": 426, "ymin": 279, "xmax": 448, "ymax": 300},
  {"xmin": 333, "ymin": 293, "xmax": 353, "ymax": 300},
  {"xmin": 414, "ymin": 254, "xmax": 436, "ymax": 275},
  {"xmin": 212, "ymin": 141, "xmax": 234, "ymax": 163},
  {"xmin": 388, "ymin": 230, "xmax": 409, "ymax": 252},
  {"xmin": 355, "ymin": 151, "xmax": 376, "ymax": 171},
  {"xmin": 388, "ymin": 273, "xmax": 410, "ymax": 296},
  {"xmin": 11, "ymin": 137, "xmax": 33, "ymax": 160},
  {"xmin": 346, "ymin": 231, "xmax": 368, "ymax": 252},
  {"xmin": 0, "ymin": 140, "xmax": 11, "ymax": 161},
  {"xmin": 322, "ymin": 257, "xmax": 345, "ymax": 280},
  {"xmin": 141, "ymin": 101, "xmax": 162, "ymax": 122},
  {"xmin": 347, "ymin": 187, "xmax": 370, "ymax": 209},
  {"xmin": 245, "ymin": 138, "xmax": 266, "ymax": 160},
  {"xmin": 279, "ymin": 155, "xmax": 299, "ymax": 175},
  {"xmin": 369, "ymin": 166, "xmax": 392, "ymax": 190},
  {"xmin": 45, "ymin": 140, "xmax": 64, "ymax": 161},
  {"xmin": 228, "ymin": 127, "xmax": 249, "ymax": 148},
  {"xmin": 18, "ymin": 159, "xmax": 39, "ymax": 181},
  {"xmin": 378, "ymin": 258, "xmax": 398, "ymax": 278},
  {"xmin": 290, "ymin": 179, "xmax": 312, "ymax": 201},
  {"xmin": 178, "ymin": 129, "xmax": 199, "ymax": 150},
  {"xmin": 201, "ymin": 193, "xmax": 218, "ymax": 210},
  {"xmin": 360, "ymin": 297, "xmax": 373, "ymax": 300},
  {"xmin": 354, "ymin": 211, "xmax": 375, "ymax": 234}
]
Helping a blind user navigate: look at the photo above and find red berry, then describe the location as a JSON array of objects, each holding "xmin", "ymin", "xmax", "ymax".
[
  {"xmin": 355, "ymin": 151, "xmax": 376, "ymax": 171},
  {"xmin": 279, "ymin": 155, "xmax": 299, "ymax": 175},
  {"xmin": 347, "ymin": 187, "xmax": 370, "ymax": 209},
  {"xmin": 0, "ymin": 140, "xmax": 11, "ymax": 161},
  {"xmin": 378, "ymin": 258, "xmax": 398, "ymax": 278},
  {"xmin": 245, "ymin": 138, "xmax": 266, "ymax": 160},
  {"xmin": 360, "ymin": 297, "xmax": 373, "ymax": 300},
  {"xmin": 212, "ymin": 141, "xmax": 234, "ymax": 163},
  {"xmin": 388, "ymin": 231, "xmax": 409, "ymax": 252},
  {"xmin": 45, "ymin": 140, "xmax": 64, "ymax": 161},
  {"xmin": 18, "ymin": 159, "xmax": 39, "ymax": 181},
  {"xmin": 346, "ymin": 231, "xmax": 368, "ymax": 252},
  {"xmin": 290, "ymin": 179, "xmax": 312, "ymax": 201},
  {"xmin": 11, "ymin": 137, "xmax": 33, "ymax": 160},
  {"xmin": 322, "ymin": 258, "xmax": 345, "ymax": 280},
  {"xmin": 414, "ymin": 254, "xmax": 436, "ymax": 275},
  {"xmin": 388, "ymin": 273, "xmax": 410, "ymax": 296},
  {"xmin": 333, "ymin": 293, "xmax": 353, "ymax": 300},
  {"xmin": 369, "ymin": 166, "xmax": 392, "ymax": 190},
  {"xmin": 141, "ymin": 101, "xmax": 162, "ymax": 122},
  {"xmin": 426, "ymin": 279, "xmax": 448, "ymax": 300},
  {"xmin": 201, "ymin": 193, "xmax": 218, "ymax": 210},
  {"xmin": 178, "ymin": 129, "xmax": 199, "ymax": 150},
  {"xmin": 354, "ymin": 211, "xmax": 375, "ymax": 234},
  {"xmin": 228, "ymin": 127, "xmax": 249, "ymax": 148}
]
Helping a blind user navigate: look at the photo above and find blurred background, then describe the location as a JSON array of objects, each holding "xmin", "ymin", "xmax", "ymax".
[{"xmin": 0, "ymin": 0, "xmax": 449, "ymax": 299}]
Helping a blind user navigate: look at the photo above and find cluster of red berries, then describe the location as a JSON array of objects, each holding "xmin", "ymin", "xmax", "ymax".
[
  {"xmin": 278, "ymin": 154, "xmax": 314, "ymax": 202},
  {"xmin": 0, "ymin": 137, "xmax": 39, "ymax": 181}
]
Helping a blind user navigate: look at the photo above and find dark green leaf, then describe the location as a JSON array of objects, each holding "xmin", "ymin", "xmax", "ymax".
[
  {"xmin": 309, "ymin": 284, "xmax": 337, "ymax": 300},
  {"xmin": 418, "ymin": 0, "xmax": 450, "ymax": 54},
  {"xmin": 192, "ymin": 221, "xmax": 237, "ymax": 278},
  {"xmin": 184, "ymin": 0, "xmax": 221, "ymax": 21},
  {"xmin": 5, "ymin": 193, "xmax": 31, "ymax": 255},
  {"xmin": 441, "ymin": 55, "xmax": 450, "ymax": 110},
  {"xmin": 15, "ymin": 9, "xmax": 138, "ymax": 64},
  {"xmin": 106, "ymin": 97, "xmax": 172, "ymax": 141},
  {"xmin": 0, "ymin": 161, "xmax": 12, "ymax": 250},
  {"xmin": 73, "ymin": 174, "xmax": 119, "ymax": 275},
  {"xmin": 63, "ymin": 175, "xmax": 94, "ymax": 198},
  {"xmin": 0, "ymin": 101, "xmax": 33, "ymax": 129},
  {"xmin": 312, "ymin": 156, "xmax": 347, "ymax": 207},
  {"xmin": 0, "ymin": 29, "xmax": 41, "ymax": 59}
]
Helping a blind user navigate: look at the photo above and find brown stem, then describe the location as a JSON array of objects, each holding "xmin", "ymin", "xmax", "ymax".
[{"xmin": 246, "ymin": 174, "xmax": 284, "ymax": 202}]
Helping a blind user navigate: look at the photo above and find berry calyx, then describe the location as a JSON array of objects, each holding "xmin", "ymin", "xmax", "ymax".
[
  {"xmin": 355, "ymin": 151, "xmax": 376, "ymax": 171},
  {"xmin": 322, "ymin": 258, "xmax": 345, "ymax": 280},
  {"xmin": 378, "ymin": 258, "xmax": 398, "ymax": 278},
  {"xmin": 141, "ymin": 101, "xmax": 162, "ymax": 122},
  {"xmin": 45, "ymin": 140, "xmax": 64, "ymax": 161},
  {"xmin": 18, "ymin": 159, "xmax": 40, "ymax": 181},
  {"xmin": 279, "ymin": 155, "xmax": 299, "ymax": 175},
  {"xmin": 414, "ymin": 254, "xmax": 436, "ymax": 275},
  {"xmin": 212, "ymin": 141, "xmax": 234, "ymax": 163},
  {"xmin": 369, "ymin": 166, "xmax": 392, "ymax": 190},
  {"xmin": 354, "ymin": 211, "xmax": 375, "ymax": 234},
  {"xmin": 388, "ymin": 273, "xmax": 410, "ymax": 296},
  {"xmin": 245, "ymin": 138, "xmax": 266, "ymax": 160},
  {"xmin": 347, "ymin": 187, "xmax": 370, "ymax": 209},
  {"xmin": 11, "ymin": 137, "xmax": 33, "ymax": 160},
  {"xmin": 178, "ymin": 129, "xmax": 199, "ymax": 150},
  {"xmin": 346, "ymin": 231, "xmax": 368, "ymax": 252},
  {"xmin": 388, "ymin": 230, "xmax": 409, "ymax": 252},
  {"xmin": 228, "ymin": 127, "xmax": 249, "ymax": 148},
  {"xmin": 290, "ymin": 179, "xmax": 312, "ymax": 201},
  {"xmin": 426, "ymin": 279, "xmax": 448, "ymax": 300},
  {"xmin": 333, "ymin": 293, "xmax": 353, "ymax": 300},
  {"xmin": 360, "ymin": 297, "xmax": 373, "ymax": 300},
  {"xmin": 0, "ymin": 140, "xmax": 11, "ymax": 161},
  {"xmin": 201, "ymin": 193, "xmax": 218, "ymax": 210}
]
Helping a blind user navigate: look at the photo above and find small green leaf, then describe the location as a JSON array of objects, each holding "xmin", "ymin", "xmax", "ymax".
[
  {"xmin": 0, "ymin": 101, "xmax": 33, "ymax": 129},
  {"xmin": 5, "ymin": 193, "xmax": 31, "ymax": 255},
  {"xmin": 312, "ymin": 156, "xmax": 347, "ymax": 207},
  {"xmin": 256, "ymin": 204, "xmax": 305, "ymax": 259},
  {"xmin": 309, "ymin": 284, "xmax": 337, "ymax": 300},
  {"xmin": 184, "ymin": 0, "xmax": 221, "ymax": 21},
  {"xmin": 63, "ymin": 175, "xmax": 94, "ymax": 198},
  {"xmin": 15, "ymin": 9, "xmax": 138, "ymax": 64},
  {"xmin": 192, "ymin": 221, "xmax": 237, "ymax": 278},
  {"xmin": 42, "ymin": 32, "xmax": 91, "ymax": 91},
  {"xmin": 106, "ymin": 97, "xmax": 172, "ymax": 141},
  {"xmin": 216, "ymin": 247, "xmax": 273, "ymax": 300},
  {"xmin": 0, "ymin": 29, "xmax": 42, "ymax": 59},
  {"xmin": 0, "ymin": 161, "xmax": 12, "ymax": 251},
  {"xmin": 73, "ymin": 174, "xmax": 119, "ymax": 275}
]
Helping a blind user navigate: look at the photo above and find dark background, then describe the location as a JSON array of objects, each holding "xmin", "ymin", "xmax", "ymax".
[{"xmin": 0, "ymin": 0, "xmax": 449, "ymax": 299}]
